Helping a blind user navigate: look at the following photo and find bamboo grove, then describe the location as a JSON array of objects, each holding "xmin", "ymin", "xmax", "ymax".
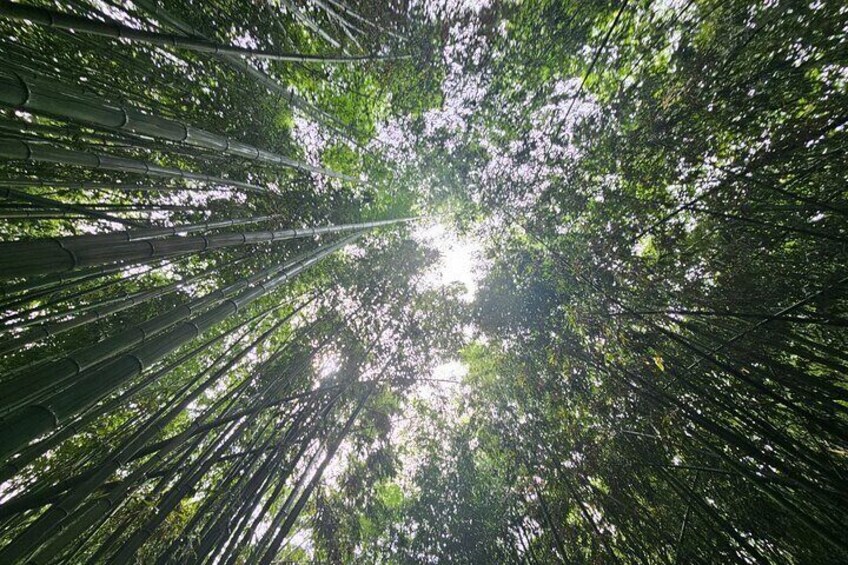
[{"xmin": 1, "ymin": 0, "xmax": 846, "ymax": 564}]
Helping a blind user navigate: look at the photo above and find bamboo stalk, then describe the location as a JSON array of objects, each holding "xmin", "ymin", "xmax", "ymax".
[
  {"xmin": 0, "ymin": 137, "xmax": 270, "ymax": 193},
  {"xmin": 0, "ymin": 252, "xmax": 249, "ymax": 331},
  {"xmin": 0, "ymin": 185, "xmax": 146, "ymax": 227},
  {"xmin": 102, "ymin": 416, "xmax": 256, "ymax": 564},
  {"xmin": 279, "ymin": 0, "xmax": 342, "ymax": 49},
  {"xmin": 0, "ymin": 67, "xmax": 357, "ymax": 181},
  {"xmin": 0, "ymin": 178, "xmax": 226, "ymax": 193},
  {"xmin": 0, "ymin": 3, "xmax": 408, "ymax": 64},
  {"xmin": 131, "ymin": 0, "xmax": 362, "ymax": 142},
  {"xmin": 0, "ymin": 234, "xmax": 360, "ymax": 465},
  {"xmin": 0, "ymin": 252, "xmax": 188, "ymax": 309},
  {"xmin": 96, "ymin": 349, "xmax": 329, "ymax": 563},
  {"xmin": 0, "ymin": 319, "xmax": 274, "ymax": 518},
  {"xmin": 0, "ymin": 245, "xmax": 318, "ymax": 415},
  {"xmin": 323, "ymin": 0, "xmax": 406, "ymax": 41},
  {"xmin": 0, "ymin": 216, "xmax": 411, "ymax": 277},
  {"xmin": 0, "ymin": 315, "xmax": 291, "ymax": 561},
  {"xmin": 257, "ymin": 388, "xmax": 372, "ymax": 564},
  {"xmin": 0, "ymin": 292, "xmax": 315, "ymax": 490},
  {"xmin": 0, "ymin": 210, "xmax": 88, "ymax": 219},
  {"xmin": 0, "ymin": 255, "xmax": 255, "ymax": 355},
  {"xmin": 25, "ymin": 302, "xmax": 358, "ymax": 562},
  {"xmin": 64, "ymin": 213, "xmax": 289, "ymax": 243}
]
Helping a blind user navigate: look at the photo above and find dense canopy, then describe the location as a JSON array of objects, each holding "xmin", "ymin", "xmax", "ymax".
[{"xmin": 0, "ymin": 0, "xmax": 846, "ymax": 563}]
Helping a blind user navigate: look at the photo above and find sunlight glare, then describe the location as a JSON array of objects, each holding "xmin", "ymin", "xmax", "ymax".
[
  {"xmin": 414, "ymin": 222, "xmax": 485, "ymax": 301},
  {"xmin": 314, "ymin": 350, "xmax": 342, "ymax": 384}
]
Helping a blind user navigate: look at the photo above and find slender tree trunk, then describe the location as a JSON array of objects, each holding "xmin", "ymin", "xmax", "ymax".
[{"xmin": 257, "ymin": 388, "xmax": 373, "ymax": 564}]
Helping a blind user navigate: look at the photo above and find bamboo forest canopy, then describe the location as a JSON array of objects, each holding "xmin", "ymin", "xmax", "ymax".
[{"xmin": 0, "ymin": 0, "xmax": 845, "ymax": 563}]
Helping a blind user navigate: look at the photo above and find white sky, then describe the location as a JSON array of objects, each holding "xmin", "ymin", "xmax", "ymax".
[{"xmin": 413, "ymin": 221, "xmax": 486, "ymax": 302}]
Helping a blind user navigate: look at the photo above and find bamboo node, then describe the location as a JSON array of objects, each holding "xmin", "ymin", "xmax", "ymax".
[
  {"xmin": 10, "ymin": 70, "xmax": 32, "ymax": 107},
  {"xmin": 31, "ymin": 404, "xmax": 60, "ymax": 427},
  {"xmin": 127, "ymin": 353, "xmax": 146, "ymax": 372},
  {"xmin": 65, "ymin": 356, "xmax": 83, "ymax": 375},
  {"xmin": 117, "ymin": 106, "xmax": 130, "ymax": 129},
  {"xmin": 54, "ymin": 238, "xmax": 79, "ymax": 270},
  {"xmin": 225, "ymin": 298, "xmax": 240, "ymax": 314},
  {"xmin": 186, "ymin": 320, "xmax": 202, "ymax": 338},
  {"xmin": 20, "ymin": 139, "xmax": 32, "ymax": 161}
]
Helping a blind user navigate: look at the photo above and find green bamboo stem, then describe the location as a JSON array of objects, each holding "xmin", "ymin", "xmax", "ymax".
[
  {"xmin": 220, "ymin": 353, "xmax": 394, "ymax": 562},
  {"xmin": 245, "ymin": 345, "xmax": 389, "ymax": 561},
  {"xmin": 607, "ymin": 353, "xmax": 848, "ymax": 549},
  {"xmin": 0, "ymin": 245, "xmax": 318, "ymax": 415},
  {"xmin": 0, "ymin": 137, "xmax": 269, "ymax": 193},
  {"xmin": 31, "ymin": 308, "xmax": 347, "ymax": 561},
  {"xmin": 96, "ymin": 353, "xmax": 325, "ymax": 564},
  {"xmin": 251, "ymin": 444, "xmax": 324, "ymax": 560},
  {"xmin": 201, "ymin": 406, "xmax": 327, "ymax": 560},
  {"xmin": 0, "ymin": 254, "xmax": 255, "ymax": 355},
  {"xmin": 0, "ymin": 252, "xmax": 211, "ymax": 330},
  {"xmin": 312, "ymin": 0, "xmax": 366, "ymax": 49},
  {"xmin": 257, "ymin": 388, "xmax": 372, "ymax": 564},
  {"xmin": 41, "ymin": 420, "xmax": 245, "ymax": 564},
  {"xmin": 0, "ymin": 178, "xmax": 226, "ymax": 193},
  {"xmin": 323, "ymin": 0, "xmax": 406, "ymax": 41},
  {"xmin": 0, "ymin": 185, "xmax": 146, "ymax": 227},
  {"xmin": 313, "ymin": 0, "xmax": 366, "ymax": 33},
  {"xmin": 516, "ymin": 209, "xmax": 848, "ymax": 475},
  {"xmin": 0, "ymin": 252, "xmax": 191, "ymax": 309},
  {"xmin": 179, "ymin": 400, "xmax": 321, "ymax": 559},
  {"xmin": 0, "ymin": 298, "xmax": 289, "ymax": 485},
  {"xmin": 278, "ymin": 0, "xmax": 342, "ymax": 50},
  {"xmin": 102, "ymin": 416, "xmax": 255, "ymax": 564},
  {"xmin": 0, "ymin": 66, "xmax": 357, "ymax": 181},
  {"xmin": 0, "ymin": 250, "xmax": 293, "ymax": 404},
  {"xmin": 221, "ymin": 418, "xmax": 320, "ymax": 564},
  {"xmin": 0, "ymin": 216, "xmax": 412, "ymax": 277},
  {"xmin": 0, "ymin": 316, "xmax": 286, "ymax": 562},
  {"xmin": 0, "ymin": 287, "xmax": 222, "ymax": 413},
  {"xmin": 0, "ymin": 218, "xmax": 288, "ymax": 319},
  {"xmin": 0, "ymin": 210, "xmax": 89, "ymax": 219},
  {"xmin": 0, "ymin": 234, "xmax": 360, "ymax": 465},
  {"xmin": 0, "ymin": 3, "xmax": 407, "ymax": 64},
  {"xmin": 63, "ymin": 213, "xmax": 288, "ymax": 243},
  {"xmin": 0, "ymin": 319, "xmax": 272, "ymax": 519},
  {"xmin": 60, "ymin": 203, "xmax": 199, "ymax": 211},
  {"xmin": 131, "ymin": 0, "xmax": 360, "ymax": 141},
  {"xmin": 146, "ymin": 335, "xmax": 342, "ymax": 563}
]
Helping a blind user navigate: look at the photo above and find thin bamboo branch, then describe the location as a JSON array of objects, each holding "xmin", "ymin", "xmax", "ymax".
[
  {"xmin": 0, "ymin": 3, "xmax": 408, "ymax": 64},
  {"xmin": 130, "ymin": 0, "xmax": 359, "ymax": 141},
  {"xmin": 0, "ymin": 185, "xmax": 146, "ymax": 227}
]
